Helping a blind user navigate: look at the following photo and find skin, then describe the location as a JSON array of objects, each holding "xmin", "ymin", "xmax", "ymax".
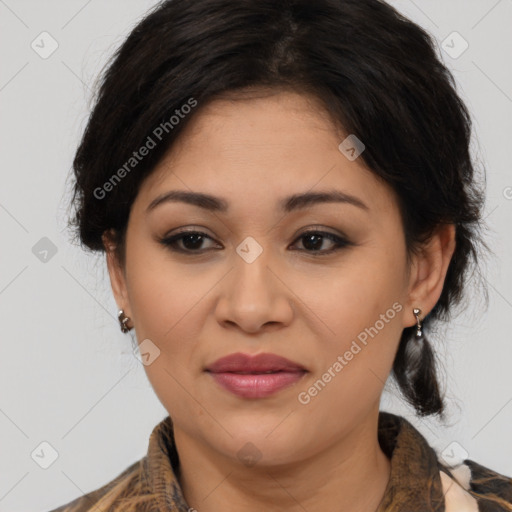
[{"xmin": 104, "ymin": 89, "xmax": 456, "ymax": 512}]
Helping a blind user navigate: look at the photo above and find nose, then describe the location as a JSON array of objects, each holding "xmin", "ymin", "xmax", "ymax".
[{"xmin": 214, "ymin": 248, "xmax": 294, "ymax": 334}]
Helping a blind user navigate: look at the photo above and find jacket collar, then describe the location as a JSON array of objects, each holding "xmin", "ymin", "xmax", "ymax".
[
  {"xmin": 144, "ymin": 411, "xmax": 446, "ymax": 511},
  {"xmin": 377, "ymin": 411, "xmax": 445, "ymax": 511}
]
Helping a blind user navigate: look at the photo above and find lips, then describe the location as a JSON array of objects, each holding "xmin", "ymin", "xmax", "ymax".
[
  {"xmin": 205, "ymin": 352, "xmax": 307, "ymax": 374},
  {"xmin": 205, "ymin": 352, "xmax": 307, "ymax": 399}
]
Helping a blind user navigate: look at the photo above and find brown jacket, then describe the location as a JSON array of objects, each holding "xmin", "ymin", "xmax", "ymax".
[{"xmin": 48, "ymin": 411, "xmax": 512, "ymax": 511}]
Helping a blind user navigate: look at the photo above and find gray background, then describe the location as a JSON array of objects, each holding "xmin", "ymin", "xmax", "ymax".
[{"xmin": 0, "ymin": 1, "xmax": 511, "ymax": 510}]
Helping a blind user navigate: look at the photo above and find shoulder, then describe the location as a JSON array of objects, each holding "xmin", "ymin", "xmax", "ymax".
[
  {"xmin": 439, "ymin": 459, "xmax": 512, "ymax": 512},
  {"xmin": 47, "ymin": 458, "xmax": 148, "ymax": 512}
]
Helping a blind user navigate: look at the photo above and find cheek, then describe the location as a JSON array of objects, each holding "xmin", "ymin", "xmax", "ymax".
[
  {"xmin": 123, "ymin": 240, "xmax": 222, "ymax": 372},
  {"xmin": 296, "ymin": 247, "xmax": 407, "ymax": 395},
  {"xmin": 125, "ymin": 240, "xmax": 206, "ymax": 342},
  {"xmin": 124, "ymin": 250, "xmax": 209, "ymax": 417},
  {"xmin": 295, "ymin": 247, "xmax": 407, "ymax": 345},
  {"xmin": 292, "ymin": 276, "xmax": 405, "ymax": 437}
]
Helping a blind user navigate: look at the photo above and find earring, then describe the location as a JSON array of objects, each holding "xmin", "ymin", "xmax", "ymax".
[
  {"xmin": 118, "ymin": 309, "xmax": 132, "ymax": 333},
  {"xmin": 413, "ymin": 307, "xmax": 422, "ymax": 338},
  {"xmin": 395, "ymin": 307, "xmax": 444, "ymax": 417}
]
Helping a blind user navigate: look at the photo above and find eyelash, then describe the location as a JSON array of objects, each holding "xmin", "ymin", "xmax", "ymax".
[{"xmin": 158, "ymin": 228, "xmax": 351, "ymax": 256}]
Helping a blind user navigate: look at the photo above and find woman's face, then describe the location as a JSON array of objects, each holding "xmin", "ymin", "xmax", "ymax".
[{"xmin": 107, "ymin": 90, "xmax": 431, "ymax": 465}]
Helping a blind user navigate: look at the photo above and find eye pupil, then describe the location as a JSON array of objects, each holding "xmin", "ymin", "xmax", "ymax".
[
  {"xmin": 303, "ymin": 234, "xmax": 323, "ymax": 251},
  {"xmin": 182, "ymin": 233, "xmax": 204, "ymax": 250}
]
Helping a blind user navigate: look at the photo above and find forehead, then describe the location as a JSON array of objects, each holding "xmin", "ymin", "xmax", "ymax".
[{"xmin": 133, "ymin": 90, "xmax": 398, "ymax": 219}]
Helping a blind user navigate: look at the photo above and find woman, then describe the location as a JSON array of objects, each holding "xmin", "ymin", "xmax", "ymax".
[{"xmin": 51, "ymin": 0, "xmax": 512, "ymax": 510}]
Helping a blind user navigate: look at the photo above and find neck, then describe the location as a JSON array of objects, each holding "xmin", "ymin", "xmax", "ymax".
[{"xmin": 174, "ymin": 408, "xmax": 391, "ymax": 512}]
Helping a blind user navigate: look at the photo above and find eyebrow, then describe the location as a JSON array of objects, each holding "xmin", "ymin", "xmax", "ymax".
[{"xmin": 145, "ymin": 189, "xmax": 369, "ymax": 214}]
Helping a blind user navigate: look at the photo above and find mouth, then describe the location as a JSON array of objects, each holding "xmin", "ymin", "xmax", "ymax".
[
  {"xmin": 205, "ymin": 352, "xmax": 308, "ymax": 398},
  {"xmin": 205, "ymin": 352, "xmax": 307, "ymax": 373},
  {"xmin": 206, "ymin": 370, "xmax": 307, "ymax": 399}
]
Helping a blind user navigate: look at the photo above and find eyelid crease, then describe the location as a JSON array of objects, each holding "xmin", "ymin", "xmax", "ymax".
[{"xmin": 158, "ymin": 227, "xmax": 352, "ymax": 256}]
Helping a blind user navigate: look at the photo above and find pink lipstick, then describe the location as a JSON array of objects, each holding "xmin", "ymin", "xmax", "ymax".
[{"xmin": 205, "ymin": 352, "xmax": 307, "ymax": 398}]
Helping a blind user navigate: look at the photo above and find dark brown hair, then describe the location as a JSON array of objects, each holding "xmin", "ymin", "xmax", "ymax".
[{"xmin": 67, "ymin": 0, "xmax": 489, "ymax": 419}]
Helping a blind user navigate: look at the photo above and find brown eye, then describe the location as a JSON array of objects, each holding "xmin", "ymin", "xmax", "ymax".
[
  {"xmin": 159, "ymin": 231, "xmax": 220, "ymax": 253},
  {"xmin": 290, "ymin": 230, "xmax": 351, "ymax": 255},
  {"xmin": 159, "ymin": 229, "xmax": 351, "ymax": 256}
]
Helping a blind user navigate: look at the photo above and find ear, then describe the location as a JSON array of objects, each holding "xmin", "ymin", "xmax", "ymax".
[
  {"xmin": 102, "ymin": 229, "xmax": 131, "ymax": 319},
  {"xmin": 404, "ymin": 223, "xmax": 456, "ymax": 328}
]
